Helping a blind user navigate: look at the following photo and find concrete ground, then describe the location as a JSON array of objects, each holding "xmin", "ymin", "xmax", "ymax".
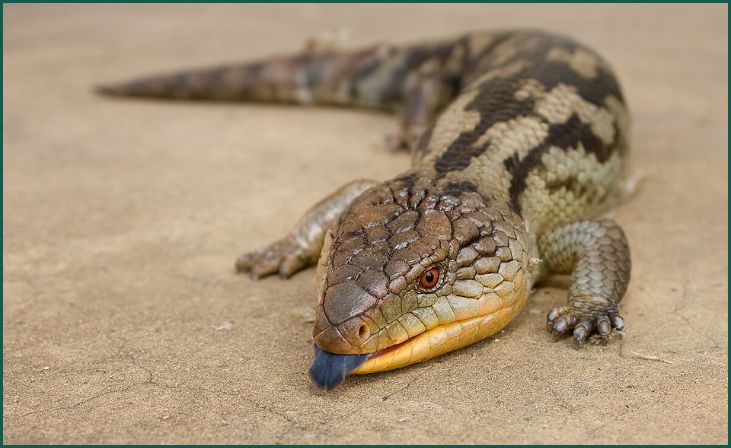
[{"xmin": 3, "ymin": 4, "xmax": 727, "ymax": 444}]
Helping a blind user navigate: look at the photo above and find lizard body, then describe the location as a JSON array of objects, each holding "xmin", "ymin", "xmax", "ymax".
[{"xmin": 100, "ymin": 30, "xmax": 631, "ymax": 390}]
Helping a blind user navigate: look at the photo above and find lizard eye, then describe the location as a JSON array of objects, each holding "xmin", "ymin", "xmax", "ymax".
[{"xmin": 419, "ymin": 267, "xmax": 440, "ymax": 290}]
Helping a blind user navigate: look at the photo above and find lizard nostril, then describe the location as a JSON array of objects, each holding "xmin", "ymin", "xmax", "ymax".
[{"xmin": 358, "ymin": 324, "xmax": 369, "ymax": 340}]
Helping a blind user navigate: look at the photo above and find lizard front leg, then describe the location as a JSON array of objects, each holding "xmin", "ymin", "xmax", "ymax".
[
  {"xmin": 386, "ymin": 71, "xmax": 454, "ymax": 153},
  {"xmin": 539, "ymin": 219, "xmax": 631, "ymax": 343},
  {"xmin": 236, "ymin": 179, "xmax": 377, "ymax": 279}
]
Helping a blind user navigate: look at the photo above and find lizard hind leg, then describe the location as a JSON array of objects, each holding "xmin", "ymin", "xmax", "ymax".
[
  {"xmin": 539, "ymin": 219, "xmax": 631, "ymax": 344},
  {"xmin": 383, "ymin": 74, "xmax": 441, "ymax": 153}
]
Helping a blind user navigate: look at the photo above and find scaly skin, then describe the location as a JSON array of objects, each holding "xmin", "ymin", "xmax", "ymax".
[{"xmin": 99, "ymin": 30, "xmax": 632, "ymax": 389}]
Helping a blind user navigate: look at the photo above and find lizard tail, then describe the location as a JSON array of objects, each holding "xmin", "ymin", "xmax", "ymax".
[{"xmin": 96, "ymin": 43, "xmax": 397, "ymax": 108}]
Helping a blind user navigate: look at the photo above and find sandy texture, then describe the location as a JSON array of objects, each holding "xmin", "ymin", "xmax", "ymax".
[{"xmin": 3, "ymin": 4, "xmax": 728, "ymax": 444}]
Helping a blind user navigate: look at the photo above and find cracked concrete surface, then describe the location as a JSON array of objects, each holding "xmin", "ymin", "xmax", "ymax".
[{"xmin": 3, "ymin": 4, "xmax": 728, "ymax": 444}]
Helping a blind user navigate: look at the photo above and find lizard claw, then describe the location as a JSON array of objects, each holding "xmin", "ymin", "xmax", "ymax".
[
  {"xmin": 235, "ymin": 235, "xmax": 312, "ymax": 279},
  {"xmin": 546, "ymin": 301, "xmax": 624, "ymax": 345}
]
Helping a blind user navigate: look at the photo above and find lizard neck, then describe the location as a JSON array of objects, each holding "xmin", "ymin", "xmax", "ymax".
[{"xmin": 395, "ymin": 166, "xmax": 512, "ymax": 214}]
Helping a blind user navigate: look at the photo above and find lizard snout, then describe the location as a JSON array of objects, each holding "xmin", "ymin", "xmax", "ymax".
[{"xmin": 313, "ymin": 279, "xmax": 378, "ymax": 354}]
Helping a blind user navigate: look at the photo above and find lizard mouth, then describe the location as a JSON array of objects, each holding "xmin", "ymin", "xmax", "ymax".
[
  {"xmin": 308, "ymin": 305, "xmax": 518, "ymax": 389},
  {"xmin": 366, "ymin": 336, "xmax": 413, "ymax": 359},
  {"xmin": 352, "ymin": 306, "xmax": 516, "ymax": 375}
]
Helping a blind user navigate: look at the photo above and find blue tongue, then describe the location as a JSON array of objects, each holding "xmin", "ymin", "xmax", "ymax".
[{"xmin": 308, "ymin": 344, "xmax": 369, "ymax": 390}]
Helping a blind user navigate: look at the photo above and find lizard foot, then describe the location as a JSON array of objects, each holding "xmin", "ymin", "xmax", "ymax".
[
  {"xmin": 546, "ymin": 300, "xmax": 624, "ymax": 345},
  {"xmin": 235, "ymin": 235, "xmax": 313, "ymax": 279},
  {"xmin": 383, "ymin": 126, "xmax": 425, "ymax": 152}
]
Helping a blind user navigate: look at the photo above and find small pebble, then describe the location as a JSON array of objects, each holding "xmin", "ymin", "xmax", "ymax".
[{"xmin": 215, "ymin": 322, "xmax": 234, "ymax": 331}]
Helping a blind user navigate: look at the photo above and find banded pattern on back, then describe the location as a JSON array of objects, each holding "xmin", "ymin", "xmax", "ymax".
[{"xmin": 412, "ymin": 31, "xmax": 629, "ymax": 236}]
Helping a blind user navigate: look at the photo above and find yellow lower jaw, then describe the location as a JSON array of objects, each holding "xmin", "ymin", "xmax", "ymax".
[{"xmin": 351, "ymin": 305, "xmax": 520, "ymax": 375}]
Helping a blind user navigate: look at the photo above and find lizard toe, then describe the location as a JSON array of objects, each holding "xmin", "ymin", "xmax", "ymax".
[
  {"xmin": 550, "ymin": 312, "xmax": 578, "ymax": 336},
  {"xmin": 235, "ymin": 251, "xmax": 258, "ymax": 272},
  {"xmin": 572, "ymin": 320, "xmax": 594, "ymax": 344},
  {"xmin": 596, "ymin": 315, "xmax": 612, "ymax": 338},
  {"xmin": 279, "ymin": 255, "xmax": 308, "ymax": 279}
]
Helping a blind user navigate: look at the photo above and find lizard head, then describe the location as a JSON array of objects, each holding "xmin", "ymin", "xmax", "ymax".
[{"xmin": 309, "ymin": 173, "xmax": 531, "ymax": 389}]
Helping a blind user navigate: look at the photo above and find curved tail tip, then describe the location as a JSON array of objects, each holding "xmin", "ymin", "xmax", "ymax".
[
  {"xmin": 308, "ymin": 344, "xmax": 369, "ymax": 390},
  {"xmin": 94, "ymin": 84, "xmax": 125, "ymax": 96}
]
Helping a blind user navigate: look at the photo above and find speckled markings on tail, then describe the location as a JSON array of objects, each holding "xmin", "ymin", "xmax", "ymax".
[{"xmin": 99, "ymin": 30, "xmax": 631, "ymax": 390}]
